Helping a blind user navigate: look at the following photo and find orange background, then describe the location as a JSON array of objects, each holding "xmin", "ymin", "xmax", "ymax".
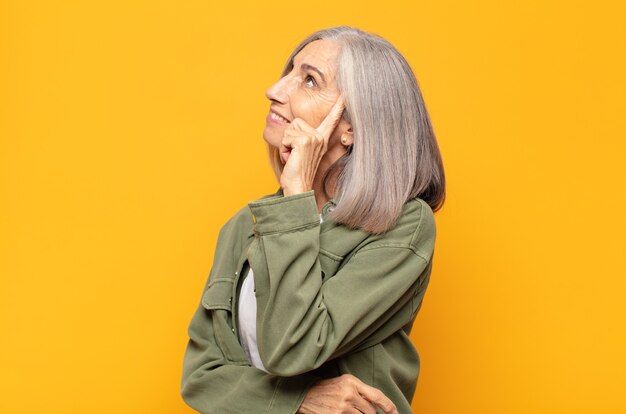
[{"xmin": 1, "ymin": 0, "xmax": 625, "ymax": 413}]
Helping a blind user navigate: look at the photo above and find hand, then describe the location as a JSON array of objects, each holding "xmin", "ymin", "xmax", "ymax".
[
  {"xmin": 297, "ymin": 374, "xmax": 399, "ymax": 414},
  {"xmin": 279, "ymin": 95, "xmax": 345, "ymax": 196}
]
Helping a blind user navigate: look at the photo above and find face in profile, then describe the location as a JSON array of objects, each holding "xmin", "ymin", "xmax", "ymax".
[{"xmin": 263, "ymin": 39, "xmax": 351, "ymax": 161}]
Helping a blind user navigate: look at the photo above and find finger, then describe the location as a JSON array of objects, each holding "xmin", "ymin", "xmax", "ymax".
[
  {"xmin": 289, "ymin": 118, "xmax": 306, "ymax": 131},
  {"xmin": 280, "ymin": 134, "xmax": 309, "ymax": 164},
  {"xmin": 281, "ymin": 132, "xmax": 308, "ymax": 150},
  {"xmin": 355, "ymin": 382, "xmax": 398, "ymax": 414},
  {"xmin": 316, "ymin": 94, "xmax": 345, "ymax": 139},
  {"xmin": 280, "ymin": 125, "xmax": 308, "ymax": 149},
  {"xmin": 352, "ymin": 396, "xmax": 377, "ymax": 414}
]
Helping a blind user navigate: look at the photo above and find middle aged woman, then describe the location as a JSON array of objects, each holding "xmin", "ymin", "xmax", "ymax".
[{"xmin": 181, "ymin": 26, "xmax": 445, "ymax": 413}]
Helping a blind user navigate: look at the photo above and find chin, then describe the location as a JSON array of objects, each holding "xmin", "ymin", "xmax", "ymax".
[{"xmin": 263, "ymin": 128, "xmax": 281, "ymax": 149}]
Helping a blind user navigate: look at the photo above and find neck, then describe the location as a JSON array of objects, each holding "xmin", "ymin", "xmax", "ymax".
[
  {"xmin": 311, "ymin": 158, "xmax": 340, "ymax": 212},
  {"xmin": 312, "ymin": 180, "xmax": 329, "ymax": 212}
]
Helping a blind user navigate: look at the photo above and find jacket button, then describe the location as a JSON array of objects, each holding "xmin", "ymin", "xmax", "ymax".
[
  {"xmin": 228, "ymin": 297, "xmax": 232, "ymax": 303},
  {"xmin": 231, "ymin": 328, "xmax": 235, "ymax": 333}
]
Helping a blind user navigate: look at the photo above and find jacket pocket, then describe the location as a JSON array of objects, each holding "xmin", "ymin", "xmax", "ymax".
[
  {"xmin": 201, "ymin": 278, "xmax": 247, "ymax": 363},
  {"xmin": 201, "ymin": 278, "xmax": 234, "ymax": 311}
]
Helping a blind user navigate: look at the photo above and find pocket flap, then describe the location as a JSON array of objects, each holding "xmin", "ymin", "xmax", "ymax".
[
  {"xmin": 319, "ymin": 248, "xmax": 342, "ymax": 282},
  {"xmin": 201, "ymin": 278, "xmax": 234, "ymax": 311}
]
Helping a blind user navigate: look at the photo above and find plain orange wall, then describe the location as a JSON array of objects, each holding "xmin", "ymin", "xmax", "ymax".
[{"xmin": 1, "ymin": 0, "xmax": 625, "ymax": 413}]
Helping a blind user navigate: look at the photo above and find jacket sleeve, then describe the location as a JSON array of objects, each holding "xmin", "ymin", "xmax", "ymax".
[
  {"xmin": 181, "ymin": 222, "xmax": 320, "ymax": 413},
  {"xmin": 181, "ymin": 300, "xmax": 320, "ymax": 413},
  {"xmin": 247, "ymin": 190, "xmax": 435, "ymax": 377}
]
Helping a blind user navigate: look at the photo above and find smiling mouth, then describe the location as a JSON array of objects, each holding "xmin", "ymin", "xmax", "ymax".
[{"xmin": 269, "ymin": 111, "xmax": 290, "ymax": 124}]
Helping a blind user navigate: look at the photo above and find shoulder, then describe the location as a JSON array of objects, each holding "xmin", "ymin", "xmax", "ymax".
[
  {"xmin": 360, "ymin": 197, "xmax": 436, "ymax": 261},
  {"xmin": 407, "ymin": 198, "xmax": 436, "ymax": 260}
]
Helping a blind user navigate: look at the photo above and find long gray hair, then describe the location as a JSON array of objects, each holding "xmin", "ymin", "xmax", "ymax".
[{"xmin": 267, "ymin": 26, "xmax": 446, "ymax": 234}]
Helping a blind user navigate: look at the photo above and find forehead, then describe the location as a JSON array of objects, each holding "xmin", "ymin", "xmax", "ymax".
[{"xmin": 293, "ymin": 39, "xmax": 341, "ymax": 71}]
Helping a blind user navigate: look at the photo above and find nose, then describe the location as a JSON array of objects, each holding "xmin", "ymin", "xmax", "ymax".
[{"xmin": 265, "ymin": 73, "xmax": 296, "ymax": 104}]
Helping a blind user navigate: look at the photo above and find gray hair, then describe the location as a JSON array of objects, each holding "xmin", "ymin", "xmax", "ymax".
[{"xmin": 267, "ymin": 26, "xmax": 446, "ymax": 234}]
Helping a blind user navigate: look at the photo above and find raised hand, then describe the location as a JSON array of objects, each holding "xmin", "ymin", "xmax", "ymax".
[{"xmin": 279, "ymin": 95, "xmax": 345, "ymax": 196}]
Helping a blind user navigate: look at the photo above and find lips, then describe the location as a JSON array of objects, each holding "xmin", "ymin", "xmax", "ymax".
[{"xmin": 268, "ymin": 108, "xmax": 290, "ymax": 124}]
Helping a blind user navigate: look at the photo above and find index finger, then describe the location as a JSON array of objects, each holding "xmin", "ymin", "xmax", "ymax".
[
  {"xmin": 355, "ymin": 381, "xmax": 398, "ymax": 414},
  {"xmin": 316, "ymin": 94, "xmax": 345, "ymax": 138}
]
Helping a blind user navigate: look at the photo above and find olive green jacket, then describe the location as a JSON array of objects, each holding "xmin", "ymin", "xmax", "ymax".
[{"xmin": 181, "ymin": 188, "xmax": 436, "ymax": 413}]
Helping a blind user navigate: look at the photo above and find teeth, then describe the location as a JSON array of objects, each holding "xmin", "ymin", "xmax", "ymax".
[{"xmin": 271, "ymin": 112, "xmax": 288, "ymax": 123}]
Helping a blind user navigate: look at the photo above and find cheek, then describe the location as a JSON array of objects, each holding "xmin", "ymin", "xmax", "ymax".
[{"xmin": 291, "ymin": 90, "xmax": 335, "ymax": 127}]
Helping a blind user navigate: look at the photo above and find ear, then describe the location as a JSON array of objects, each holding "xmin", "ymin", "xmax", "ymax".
[{"xmin": 340, "ymin": 125, "xmax": 354, "ymax": 146}]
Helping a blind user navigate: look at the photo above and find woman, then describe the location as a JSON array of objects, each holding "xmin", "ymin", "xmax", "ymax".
[{"xmin": 181, "ymin": 26, "xmax": 445, "ymax": 413}]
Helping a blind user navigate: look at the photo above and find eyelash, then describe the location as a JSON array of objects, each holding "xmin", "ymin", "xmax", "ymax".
[{"xmin": 304, "ymin": 74, "xmax": 317, "ymax": 88}]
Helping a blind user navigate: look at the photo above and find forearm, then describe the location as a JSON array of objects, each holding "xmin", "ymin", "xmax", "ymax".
[
  {"xmin": 181, "ymin": 303, "xmax": 319, "ymax": 413},
  {"xmin": 182, "ymin": 362, "xmax": 318, "ymax": 414}
]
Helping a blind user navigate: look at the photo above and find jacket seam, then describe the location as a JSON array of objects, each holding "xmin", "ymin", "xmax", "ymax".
[
  {"xmin": 266, "ymin": 377, "xmax": 283, "ymax": 413},
  {"xmin": 254, "ymin": 221, "xmax": 319, "ymax": 236},
  {"xmin": 248, "ymin": 190, "xmax": 314, "ymax": 207},
  {"xmin": 212, "ymin": 313, "xmax": 232, "ymax": 362},
  {"xmin": 355, "ymin": 244, "xmax": 429, "ymax": 263},
  {"xmin": 409, "ymin": 200, "xmax": 425, "ymax": 249},
  {"xmin": 207, "ymin": 278, "xmax": 235, "ymax": 287},
  {"xmin": 372, "ymin": 344, "xmax": 376, "ymax": 388},
  {"xmin": 319, "ymin": 248, "xmax": 343, "ymax": 262}
]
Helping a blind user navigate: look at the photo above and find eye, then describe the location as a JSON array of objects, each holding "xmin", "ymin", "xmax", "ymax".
[{"xmin": 304, "ymin": 74, "xmax": 317, "ymax": 88}]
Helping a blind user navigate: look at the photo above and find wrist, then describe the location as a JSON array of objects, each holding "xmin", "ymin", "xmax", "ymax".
[{"xmin": 282, "ymin": 185, "xmax": 312, "ymax": 197}]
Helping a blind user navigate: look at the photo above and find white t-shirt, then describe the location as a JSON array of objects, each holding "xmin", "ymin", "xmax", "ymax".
[{"xmin": 237, "ymin": 213, "xmax": 324, "ymax": 371}]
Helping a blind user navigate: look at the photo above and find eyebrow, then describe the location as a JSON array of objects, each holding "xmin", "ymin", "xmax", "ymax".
[{"xmin": 300, "ymin": 63, "xmax": 326, "ymax": 85}]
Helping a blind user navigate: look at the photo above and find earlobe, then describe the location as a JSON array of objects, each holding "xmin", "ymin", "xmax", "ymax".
[{"xmin": 340, "ymin": 128, "xmax": 354, "ymax": 146}]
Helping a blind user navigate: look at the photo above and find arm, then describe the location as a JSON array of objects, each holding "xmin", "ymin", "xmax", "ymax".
[
  {"xmin": 181, "ymin": 298, "xmax": 319, "ymax": 413},
  {"xmin": 181, "ymin": 220, "xmax": 319, "ymax": 413},
  {"xmin": 182, "ymin": 301, "xmax": 399, "ymax": 414},
  {"xmin": 248, "ymin": 190, "xmax": 434, "ymax": 377}
]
